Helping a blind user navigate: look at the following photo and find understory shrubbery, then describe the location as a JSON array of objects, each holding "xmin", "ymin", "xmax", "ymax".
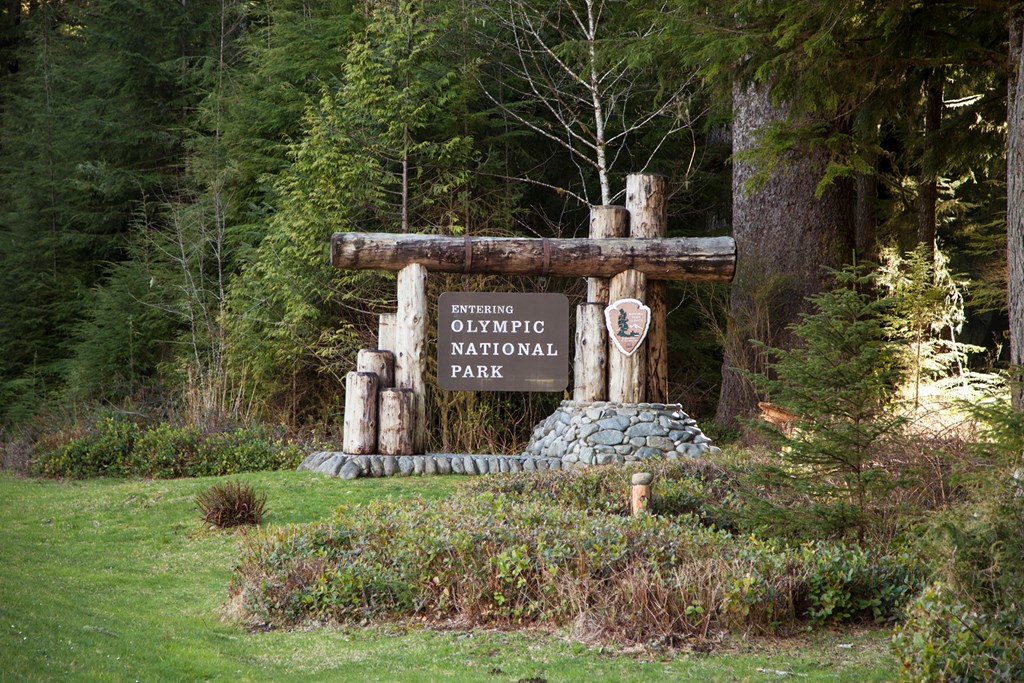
[
  {"xmin": 30, "ymin": 414, "xmax": 304, "ymax": 479},
  {"xmin": 231, "ymin": 490, "xmax": 922, "ymax": 645},
  {"xmin": 462, "ymin": 458, "xmax": 743, "ymax": 530}
]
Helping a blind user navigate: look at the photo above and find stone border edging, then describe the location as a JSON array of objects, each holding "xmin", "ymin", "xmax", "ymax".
[{"xmin": 297, "ymin": 451, "xmax": 563, "ymax": 480}]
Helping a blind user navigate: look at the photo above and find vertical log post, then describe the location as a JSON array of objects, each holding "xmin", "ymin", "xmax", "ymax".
[
  {"xmin": 607, "ymin": 269, "xmax": 647, "ymax": 403},
  {"xmin": 357, "ymin": 349, "xmax": 395, "ymax": 389},
  {"xmin": 627, "ymin": 173, "xmax": 669, "ymax": 404},
  {"xmin": 378, "ymin": 313, "xmax": 397, "ymax": 353},
  {"xmin": 574, "ymin": 302, "xmax": 608, "ymax": 402},
  {"xmin": 378, "ymin": 387, "xmax": 416, "ymax": 455},
  {"xmin": 587, "ymin": 205, "xmax": 629, "ymax": 303},
  {"xmin": 343, "ymin": 371, "xmax": 378, "ymax": 455},
  {"xmin": 395, "ymin": 263, "xmax": 428, "ymax": 453},
  {"xmin": 629, "ymin": 472, "xmax": 653, "ymax": 516}
]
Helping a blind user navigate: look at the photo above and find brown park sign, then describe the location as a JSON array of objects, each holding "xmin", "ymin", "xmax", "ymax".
[
  {"xmin": 605, "ymin": 298, "xmax": 651, "ymax": 356},
  {"xmin": 438, "ymin": 292, "xmax": 569, "ymax": 392}
]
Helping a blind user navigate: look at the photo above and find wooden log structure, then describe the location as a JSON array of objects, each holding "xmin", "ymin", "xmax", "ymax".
[
  {"xmin": 377, "ymin": 313, "xmax": 397, "ymax": 353},
  {"xmin": 357, "ymin": 349, "xmax": 395, "ymax": 389},
  {"xmin": 627, "ymin": 173, "xmax": 669, "ymax": 403},
  {"xmin": 395, "ymin": 264, "xmax": 428, "ymax": 453},
  {"xmin": 332, "ymin": 233, "xmax": 735, "ymax": 282},
  {"xmin": 343, "ymin": 371, "xmax": 378, "ymax": 455},
  {"xmin": 379, "ymin": 387, "xmax": 416, "ymax": 455},
  {"xmin": 587, "ymin": 206, "xmax": 629, "ymax": 302},
  {"xmin": 573, "ymin": 302, "xmax": 608, "ymax": 402},
  {"xmin": 608, "ymin": 269, "xmax": 647, "ymax": 403}
]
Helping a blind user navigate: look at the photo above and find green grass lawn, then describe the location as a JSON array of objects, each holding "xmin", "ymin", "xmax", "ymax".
[{"xmin": 0, "ymin": 471, "xmax": 898, "ymax": 682}]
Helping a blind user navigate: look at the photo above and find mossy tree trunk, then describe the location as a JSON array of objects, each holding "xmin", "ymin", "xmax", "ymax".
[
  {"xmin": 716, "ymin": 81, "xmax": 854, "ymax": 427},
  {"xmin": 1010, "ymin": 8, "xmax": 1024, "ymax": 411}
]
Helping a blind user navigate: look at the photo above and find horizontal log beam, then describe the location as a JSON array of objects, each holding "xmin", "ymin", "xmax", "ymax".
[{"xmin": 331, "ymin": 233, "xmax": 735, "ymax": 282}]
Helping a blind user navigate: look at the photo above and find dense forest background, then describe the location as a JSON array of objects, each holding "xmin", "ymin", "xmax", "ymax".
[{"xmin": 1, "ymin": 0, "xmax": 1021, "ymax": 450}]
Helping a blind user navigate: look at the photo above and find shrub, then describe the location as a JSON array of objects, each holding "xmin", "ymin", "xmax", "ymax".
[
  {"xmin": 32, "ymin": 419, "xmax": 304, "ymax": 479},
  {"xmin": 196, "ymin": 480, "xmax": 267, "ymax": 528},
  {"xmin": 461, "ymin": 457, "xmax": 741, "ymax": 529},
  {"xmin": 229, "ymin": 494, "xmax": 922, "ymax": 643},
  {"xmin": 31, "ymin": 413, "xmax": 139, "ymax": 478},
  {"xmin": 129, "ymin": 423, "xmax": 203, "ymax": 478},
  {"xmin": 892, "ymin": 584, "xmax": 1024, "ymax": 682}
]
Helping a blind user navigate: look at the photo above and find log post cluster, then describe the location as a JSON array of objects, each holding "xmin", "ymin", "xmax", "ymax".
[
  {"xmin": 573, "ymin": 172, "xmax": 671, "ymax": 405},
  {"xmin": 341, "ymin": 265, "xmax": 427, "ymax": 456}
]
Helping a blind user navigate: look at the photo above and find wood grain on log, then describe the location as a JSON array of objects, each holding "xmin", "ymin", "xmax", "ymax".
[
  {"xmin": 396, "ymin": 264, "xmax": 427, "ymax": 453},
  {"xmin": 357, "ymin": 349, "xmax": 395, "ymax": 389},
  {"xmin": 573, "ymin": 302, "xmax": 608, "ymax": 402},
  {"xmin": 587, "ymin": 206, "xmax": 629, "ymax": 302},
  {"xmin": 627, "ymin": 173, "xmax": 669, "ymax": 403},
  {"xmin": 343, "ymin": 371, "xmax": 378, "ymax": 455},
  {"xmin": 608, "ymin": 270, "xmax": 647, "ymax": 403},
  {"xmin": 332, "ymin": 233, "xmax": 735, "ymax": 282},
  {"xmin": 379, "ymin": 387, "xmax": 416, "ymax": 455}
]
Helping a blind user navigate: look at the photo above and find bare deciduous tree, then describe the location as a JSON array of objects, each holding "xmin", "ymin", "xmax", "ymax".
[{"xmin": 481, "ymin": 0, "xmax": 699, "ymax": 205}]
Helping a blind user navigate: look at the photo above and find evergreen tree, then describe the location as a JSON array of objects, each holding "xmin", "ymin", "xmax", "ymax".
[{"xmin": 753, "ymin": 266, "xmax": 908, "ymax": 541}]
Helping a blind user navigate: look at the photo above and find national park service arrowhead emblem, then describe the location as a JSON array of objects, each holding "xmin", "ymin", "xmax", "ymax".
[{"xmin": 604, "ymin": 298, "xmax": 651, "ymax": 356}]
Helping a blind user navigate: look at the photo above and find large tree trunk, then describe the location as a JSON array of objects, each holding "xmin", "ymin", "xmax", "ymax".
[
  {"xmin": 1009, "ymin": 10, "xmax": 1024, "ymax": 411},
  {"xmin": 716, "ymin": 82, "xmax": 854, "ymax": 427}
]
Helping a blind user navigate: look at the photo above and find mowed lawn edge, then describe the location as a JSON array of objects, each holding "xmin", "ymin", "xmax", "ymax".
[{"xmin": 0, "ymin": 470, "xmax": 897, "ymax": 682}]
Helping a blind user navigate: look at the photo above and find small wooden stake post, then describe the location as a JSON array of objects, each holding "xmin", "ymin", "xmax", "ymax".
[
  {"xmin": 343, "ymin": 371, "xmax": 378, "ymax": 455},
  {"xmin": 630, "ymin": 472, "xmax": 653, "ymax": 516}
]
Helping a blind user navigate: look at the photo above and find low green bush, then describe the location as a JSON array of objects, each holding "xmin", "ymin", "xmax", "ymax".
[
  {"xmin": 891, "ymin": 583, "xmax": 1024, "ymax": 681},
  {"xmin": 230, "ymin": 494, "xmax": 923, "ymax": 644},
  {"xmin": 32, "ymin": 418, "xmax": 304, "ymax": 479},
  {"xmin": 32, "ymin": 413, "xmax": 139, "ymax": 478},
  {"xmin": 461, "ymin": 458, "xmax": 741, "ymax": 529}
]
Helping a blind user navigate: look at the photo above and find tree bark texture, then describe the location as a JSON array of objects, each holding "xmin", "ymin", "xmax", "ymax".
[
  {"xmin": 395, "ymin": 264, "xmax": 427, "ymax": 453},
  {"xmin": 587, "ymin": 205, "xmax": 629, "ymax": 302},
  {"xmin": 332, "ymin": 233, "xmax": 735, "ymax": 282},
  {"xmin": 1010, "ymin": 10, "xmax": 1024, "ymax": 411},
  {"xmin": 357, "ymin": 349, "xmax": 395, "ymax": 390},
  {"xmin": 627, "ymin": 173, "xmax": 669, "ymax": 404},
  {"xmin": 378, "ymin": 387, "xmax": 416, "ymax": 455},
  {"xmin": 343, "ymin": 371, "xmax": 378, "ymax": 455},
  {"xmin": 716, "ymin": 81, "xmax": 855, "ymax": 427},
  {"xmin": 608, "ymin": 269, "xmax": 647, "ymax": 403},
  {"xmin": 574, "ymin": 302, "xmax": 608, "ymax": 402}
]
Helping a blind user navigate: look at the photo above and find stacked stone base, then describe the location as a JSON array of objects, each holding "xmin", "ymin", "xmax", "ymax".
[
  {"xmin": 298, "ymin": 400, "xmax": 718, "ymax": 479},
  {"xmin": 524, "ymin": 400, "xmax": 718, "ymax": 467}
]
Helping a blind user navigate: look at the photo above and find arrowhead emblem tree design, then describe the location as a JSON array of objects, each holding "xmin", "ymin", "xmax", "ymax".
[{"xmin": 604, "ymin": 298, "xmax": 651, "ymax": 356}]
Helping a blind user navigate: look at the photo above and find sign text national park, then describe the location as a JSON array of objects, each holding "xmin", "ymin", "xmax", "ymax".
[{"xmin": 438, "ymin": 292, "xmax": 569, "ymax": 392}]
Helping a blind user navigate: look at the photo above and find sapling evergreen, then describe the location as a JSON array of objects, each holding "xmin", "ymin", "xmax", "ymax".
[{"xmin": 752, "ymin": 265, "xmax": 908, "ymax": 541}]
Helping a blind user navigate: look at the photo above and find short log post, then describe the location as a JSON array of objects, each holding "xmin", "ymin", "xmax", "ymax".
[
  {"xmin": 395, "ymin": 263, "xmax": 428, "ymax": 453},
  {"xmin": 607, "ymin": 269, "xmax": 647, "ymax": 403},
  {"xmin": 574, "ymin": 302, "xmax": 608, "ymax": 402},
  {"xmin": 378, "ymin": 313, "xmax": 397, "ymax": 353},
  {"xmin": 587, "ymin": 205, "xmax": 629, "ymax": 303},
  {"xmin": 378, "ymin": 387, "xmax": 416, "ymax": 455},
  {"xmin": 357, "ymin": 349, "xmax": 395, "ymax": 389},
  {"xmin": 627, "ymin": 173, "xmax": 669, "ymax": 404},
  {"xmin": 343, "ymin": 371, "xmax": 378, "ymax": 455},
  {"xmin": 630, "ymin": 472, "xmax": 653, "ymax": 516}
]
